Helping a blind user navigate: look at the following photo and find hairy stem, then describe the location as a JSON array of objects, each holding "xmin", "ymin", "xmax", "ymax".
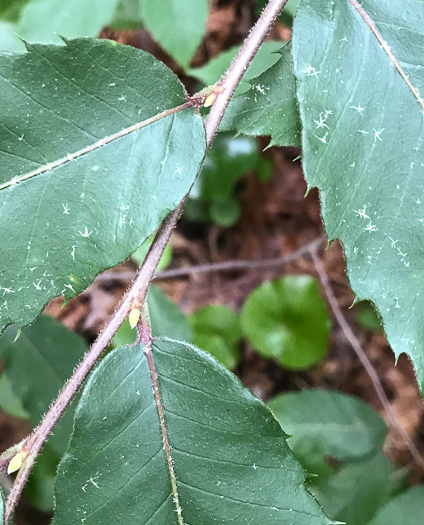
[
  {"xmin": 206, "ymin": 0, "xmax": 289, "ymax": 141},
  {"xmin": 4, "ymin": 0, "xmax": 289, "ymax": 521}
]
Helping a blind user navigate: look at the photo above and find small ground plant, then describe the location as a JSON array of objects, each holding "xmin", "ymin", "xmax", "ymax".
[{"xmin": 1, "ymin": 0, "xmax": 424, "ymax": 523}]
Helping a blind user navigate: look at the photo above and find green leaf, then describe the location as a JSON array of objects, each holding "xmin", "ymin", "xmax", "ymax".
[
  {"xmin": 355, "ymin": 301, "xmax": 383, "ymax": 332},
  {"xmin": 268, "ymin": 389, "xmax": 387, "ymax": 477},
  {"xmin": 188, "ymin": 41, "xmax": 284, "ymax": 89},
  {"xmin": 256, "ymin": 156, "xmax": 273, "ymax": 183},
  {"xmin": 109, "ymin": 0, "xmax": 143, "ymax": 30},
  {"xmin": 112, "ymin": 285, "xmax": 192, "ymax": 346},
  {"xmin": 0, "ymin": 315, "xmax": 87, "ymax": 454},
  {"xmin": 221, "ymin": 44, "xmax": 301, "ymax": 147},
  {"xmin": 0, "ymin": 0, "xmax": 29, "ymax": 22},
  {"xmin": 209, "ymin": 198, "xmax": 241, "ymax": 227},
  {"xmin": 0, "ymin": 314, "xmax": 88, "ymax": 510},
  {"xmin": 111, "ymin": 315, "xmax": 137, "ymax": 347},
  {"xmin": 140, "ymin": 0, "xmax": 208, "ymax": 69},
  {"xmin": 369, "ymin": 485, "xmax": 424, "ymax": 525},
  {"xmin": 241, "ymin": 275, "xmax": 331, "ymax": 369},
  {"xmin": 188, "ymin": 133, "xmax": 259, "ymax": 227},
  {"xmin": 132, "ymin": 235, "xmax": 172, "ymax": 272},
  {"xmin": 0, "ymin": 373, "xmax": 28, "ymax": 419},
  {"xmin": 190, "ymin": 305, "xmax": 241, "ymax": 369},
  {"xmin": 53, "ymin": 339, "xmax": 333, "ymax": 525},
  {"xmin": 292, "ymin": 0, "xmax": 424, "ymax": 390},
  {"xmin": 311, "ymin": 453, "xmax": 393, "ymax": 525},
  {"xmin": 25, "ymin": 444, "xmax": 62, "ymax": 511},
  {"xmin": 148, "ymin": 285, "xmax": 192, "ymax": 341},
  {"xmin": 17, "ymin": 0, "xmax": 119, "ymax": 43},
  {"xmin": 191, "ymin": 134, "xmax": 258, "ymax": 201},
  {"xmin": 0, "ymin": 38, "xmax": 206, "ymax": 333}
]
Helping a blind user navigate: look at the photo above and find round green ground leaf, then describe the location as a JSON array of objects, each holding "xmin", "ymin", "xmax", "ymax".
[
  {"xmin": 190, "ymin": 305, "xmax": 241, "ymax": 369},
  {"xmin": 53, "ymin": 339, "xmax": 333, "ymax": 525},
  {"xmin": 0, "ymin": 38, "xmax": 206, "ymax": 333},
  {"xmin": 293, "ymin": 0, "xmax": 424, "ymax": 390},
  {"xmin": 209, "ymin": 198, "xmax": 241, "ymax": 227},
  {"xmin": 369, "ymin": 485, "xmax": 424, "ymax": 525},
  {"xmin": 188, "ymin": 133, "xmax": 258, "ymax": 227},
  {"xmin": 241, "ymin": 275, "xmax": 330, "ymax": 369},
  {"xmin": 269, "ymin": 389, "xmax": 387, "ymax": 476},
  {"xmin": 194, "ymin": 134, "xmax": 259, "ymax": 201}
]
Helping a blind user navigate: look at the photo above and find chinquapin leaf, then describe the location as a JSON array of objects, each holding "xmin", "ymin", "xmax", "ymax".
[
  {"xmin": 0, "ymin": 38, "xmax": 206, "ymax": 333},
  {"xmin": 53, "ymin": 339, "xmax": 334, "ymax": 524},
  {"xmin": 292, "ymin": 0, "xmax": 424, "ymax": 390},
  {"xmin": 221, "ymin": 44, "xmax": 301, "ymax": 147}
]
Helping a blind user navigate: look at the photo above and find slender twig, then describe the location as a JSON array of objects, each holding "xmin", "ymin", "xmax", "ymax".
[
  {"xmin": 157, "ymin": 237, "xmax": 324, "ymax": 277},
  {"xmin": 4, "ymin": 211, "xmax": 179, "ymax": 522},
  {"xmin": 310, "ymin": 247, "xmax": 424, "ymax": 469},
  {"xmin": 95, "ymin": 236, "xmax": 326, "ymax": 282},
  {"xmin": 4, "ymin": 0, "xmax": 289, "ymax": 521}
]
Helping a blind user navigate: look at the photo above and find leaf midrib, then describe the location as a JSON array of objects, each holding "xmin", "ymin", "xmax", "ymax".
[
  {"xmin": 349, "ymin": 0, "xmax": 424, "ymax": 110},
  {"xmin": 0, "ymin": 102, "xmax": 189, "ymax": 192}
]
